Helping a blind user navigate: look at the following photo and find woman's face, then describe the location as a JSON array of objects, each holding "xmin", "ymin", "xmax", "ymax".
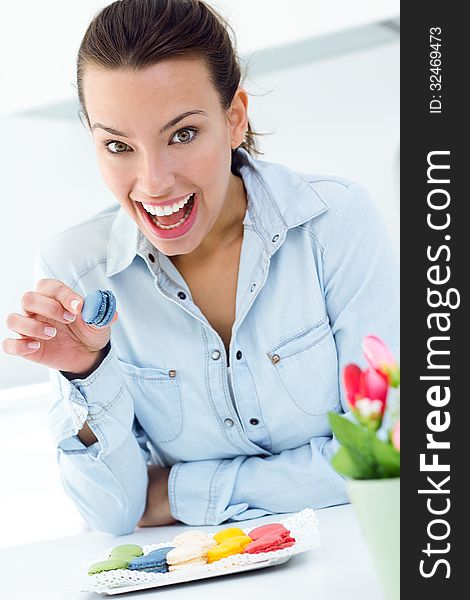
[{"xmin": 83, "ymin": 57, "xmax": 247, "ymax": 256}]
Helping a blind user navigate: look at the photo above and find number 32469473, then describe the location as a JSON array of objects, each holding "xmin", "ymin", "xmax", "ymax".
[{"xmin": 429, "ymin": 27, "xmax": 442, "ymax": 92}]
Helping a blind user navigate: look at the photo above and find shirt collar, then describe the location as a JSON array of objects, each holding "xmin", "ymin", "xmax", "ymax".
[
  {"xmin": 106, "ymin": 147, "xmax": 328, "ymax": 276},
  {"xmin": 234, "ymin": 148, "xmax": 328, "ymax": 252},
  {"xmin": 106, "ymin": 206, "xmax": 141, "ymax": 277}
]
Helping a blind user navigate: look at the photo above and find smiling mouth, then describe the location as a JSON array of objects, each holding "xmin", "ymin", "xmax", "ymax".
[{"xmin": 143, "ymin": 193, "xmax": 196, "ymax": 230}]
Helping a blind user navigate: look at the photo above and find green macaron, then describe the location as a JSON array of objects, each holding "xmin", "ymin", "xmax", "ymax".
[
  {"xmin": 88, "ymin": 557, "xmax": 131, "ymax": 575},
  {"xmin": 109, "ymin": 544, "xmax": 144, "ymax": 558}
]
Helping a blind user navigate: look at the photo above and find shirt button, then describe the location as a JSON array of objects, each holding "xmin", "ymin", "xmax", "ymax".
[
  {"xmin": 236, "ymin": 350, "xmax": 243, "ymax": 360},
  {"xmin": 250, "ymin": 283, "xmax": 256, "ymax": 292},
  {"xmin": 177, "ymin": 291, "xmax": 187, "ymax": 300},
  {"xmin": 249, "ymin": 418, "xmax": 259, "ymax": 426},
  {"xmin": 168, "ymin": 369, "xmax": 176, "ymax": 378},
  {"xmin": 272, "ymin": 234, "xmax": 280, "ymax": 242},
  {"xmin": 148, "ymin": 253, "xmax": 155, "ymax": 263},
  {"xmin": 211, "ymin": 350, "xmax": 221, "ymax": 360},
  {"xmin": 270, "ymin": 354, "xmax": 281, "ymax": 364},
  {"xmin": 224, "ymin": 418, "xmax": 234, "ymax": 427}
]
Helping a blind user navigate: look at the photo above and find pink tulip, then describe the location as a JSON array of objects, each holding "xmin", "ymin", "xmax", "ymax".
[
  {"xmin": 343, "ymin": 364, "xmax": 362, "ymax": 406},
  {"xmin": 392, "ymin": 420, "xmax": 400, "ymax": 451},
  {"xmin": 363, "ymin": 335, "xmax": 400, "ymax": 387},
  {"xmin": 343, "ymin": 363, "xmax": 389, "ymax": 423},
  {"xmin": 363, "ymin": 369, "xmax": 388, "ymax": 409}
]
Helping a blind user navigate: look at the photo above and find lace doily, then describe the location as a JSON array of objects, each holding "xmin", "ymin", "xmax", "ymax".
[{"xmin": 80, "ymin": 508, "xmax": 321, "ymax": 594}]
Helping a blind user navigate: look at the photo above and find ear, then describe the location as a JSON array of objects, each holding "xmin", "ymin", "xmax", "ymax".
[{"xmin": 226, "ymin": 88, "xmax": 249, "ymax": 149}]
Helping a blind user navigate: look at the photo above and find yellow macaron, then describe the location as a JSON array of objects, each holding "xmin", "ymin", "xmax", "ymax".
[
  {"xmin": 207, "ymin": 535, "xmax": 253, "ymax": 563},
  {"xmin": 213, "ymin": 527, "xmax": 246, "ymax": 544}
]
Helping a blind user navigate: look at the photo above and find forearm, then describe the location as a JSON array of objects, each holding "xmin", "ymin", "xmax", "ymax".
[
  {"xmin": 168, "ymin": 437, "xmax": 349, "ymax": 526},
  {"xmin": 60, "ymin": 341, "xmax": 111, "ymax": 388},
  {"xmin": 77, "ymin": 421, "xmax": 98, "ymax": 446},
  {"xmin": 229, "ymin": 437, "xmax": 348, "ymax": 517},
  {"xmin": 138, "ymin": 465, "xmax": 176, "ymax": 527}
]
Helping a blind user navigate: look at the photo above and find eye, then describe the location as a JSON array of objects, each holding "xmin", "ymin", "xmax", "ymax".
[
  {"xmin": 170, "ymin": 127, "xmax": 198, "ymax": 145},
  {"xmin": 104, "ymin": 140, "xmax": 131, "ymax": 154}
]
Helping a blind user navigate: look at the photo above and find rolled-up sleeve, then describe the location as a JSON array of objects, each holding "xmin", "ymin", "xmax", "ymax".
[
  {"xmin": 168, "ymin": 437, "xmax": 348, "ymax": 525},
  {"xmin": 46, "ymin": 345, "xmax": 150, "ymax": 535}
]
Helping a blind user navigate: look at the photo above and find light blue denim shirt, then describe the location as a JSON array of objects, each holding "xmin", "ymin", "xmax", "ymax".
[{"xmin": 35, "ymin": 148, "xmax": 399, "ymax": 534}]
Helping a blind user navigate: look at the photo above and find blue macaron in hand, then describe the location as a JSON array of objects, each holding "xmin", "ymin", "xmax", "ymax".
[
  {"xmin": 127, "ymin": 547, "xmax": 174, "ymax": 573},
  {"xmin": 81, "ymin": 290, "xmax": 117, "ymax": 327}
]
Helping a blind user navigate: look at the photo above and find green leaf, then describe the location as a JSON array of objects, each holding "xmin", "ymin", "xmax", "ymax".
[
  {"xmin": 328, "ymin": 411, "xmax": 401, "ymax": 480},
  {"xmin": 372, "ymin": 437, "xmax": 401, "ymax": 478},
  {"xmin": 328, "ymin": 412, "xmax": 379, "ymax": 478},
  {"xmin": 331, "ymin": 446, "xmax": 370, "ymax": 479}
]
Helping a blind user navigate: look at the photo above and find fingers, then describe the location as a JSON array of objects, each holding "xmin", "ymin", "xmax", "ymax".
[
  {"xmin": 3, "ymin": 279, "xmax": 84, "ymax": 358},
  {"xmin": 3, "ymin": 337, "xmax": 42, "ymax": 356},
  {"xmin": 3, "ymin": 281, "xmax": 119, "ymax": 360},
  {"xmin": 6, "ymin": 313, "xmax": 58, "ymax": 340},
  {"xmin": 22, "ymin": 281, "xmax": 83, "ymax": 324},
  {"xmin": 3, "ymin": 311, "xmax": 57, "ymax": 357},
  {"xmin": 35, "ymin": 278, "xmax": 83, "ymax": 316}
]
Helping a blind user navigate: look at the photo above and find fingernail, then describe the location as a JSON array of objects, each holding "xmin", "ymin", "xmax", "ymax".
[
  {"xmin": 27, "ymin": 341, "xmax": 40, "ymax": 349},
  {"xmin": 63, "ymin": 311, "xmax": 76, "ymax": 322},
  {"xmin": 70, "ymin": 299, "xmax": 80, "ymax": 312},
  {"xmin": 44, "ymin": 326, "xmax": 57, "ymax": 337}
]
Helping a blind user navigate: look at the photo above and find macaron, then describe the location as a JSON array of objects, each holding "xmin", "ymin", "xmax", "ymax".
[
  {"xmin": 224, "ymin": 535, "xmax": 253, "ymax": 548},
  {"xmin": 245, "ymin": 532, "xmax": 296, "ymax": 554},
  {"xmin": 128, "ymin": 547, "xmax": 174, "ymax": 573},
  {"xmin": 82, "ymin": 290, "xmax": 116, "ymax": 327},
  {"xmin": 166, "ymin": 543, "xmax": 208, "ymax": 570},
  {"xmin": 88, "ymin": 557, "xmax": 130, "ymax": 575},
  {"xmin": 206, "ymin": 536, "xmax": 252, "ymax": 563},
  {"xmin": 109, "ymin": 544, "xmax": 143, "ymax": 559},
  {"xmin": 213, "ymin": 526, "xmax": 246, "ymax": 544},
  {"xmin": 172, "ymin": 531, "xmax": 217, "ymax": 550},
  {"xmin": 247, "ymin": 523, "xmax": 291, "ymax": 541},
  {"xmin": 168, "ymin": 557, "xmax": 207, "ymax": 571}
]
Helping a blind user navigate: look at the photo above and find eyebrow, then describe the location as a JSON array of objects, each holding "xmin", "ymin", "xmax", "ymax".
[{"xmin": 91, "ymin": 110, "xmax": 208, "ymax": 137}]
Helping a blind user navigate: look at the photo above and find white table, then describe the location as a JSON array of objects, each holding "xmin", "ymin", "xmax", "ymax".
[{"xmin": 0, "ymin": 505, "xmax": 384, "ymax": 599}]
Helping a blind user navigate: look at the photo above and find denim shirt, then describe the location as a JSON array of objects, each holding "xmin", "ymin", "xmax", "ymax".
[{"xmin": 36, "ymin": 148, "xmax": 399, "ymax": 534}]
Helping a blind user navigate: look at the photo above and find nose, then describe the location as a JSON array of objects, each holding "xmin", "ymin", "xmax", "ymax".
[{"xmin": 136, "ymin": 150, "xmax": 175, "ymax": 198}]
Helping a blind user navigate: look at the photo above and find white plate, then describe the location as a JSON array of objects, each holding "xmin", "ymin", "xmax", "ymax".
[
  {"xmin": 99, "ymin": 555, "xmax": 292, "ymax": 595},
  {"xmin": 80, "ymin": 508, "xmax": 320, "ymax": 595}
]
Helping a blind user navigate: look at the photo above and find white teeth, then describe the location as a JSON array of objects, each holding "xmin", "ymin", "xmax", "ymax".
[
  {"xmin": 143, "ymin": 203, "xmax": 157, "ymax": 215},
  {"xmin": 142, "ymin": 193, "xmax": 194, "ymax": 217},
  {"xmin": 149, "ymin": 194, "xmax": 195, "ymax": 230}
]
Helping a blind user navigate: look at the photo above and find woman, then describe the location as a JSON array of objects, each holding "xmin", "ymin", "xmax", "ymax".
[{"xmin": 3, "ymin": 0, "xmax": 399, "ymax": 534}]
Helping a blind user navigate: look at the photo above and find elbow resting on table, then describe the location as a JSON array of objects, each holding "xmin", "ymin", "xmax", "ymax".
[
  {"xmin": 80, "ymin": 495, "xmax": 146, "ymax": 536},
  {"xmin": 59, "ymin": 463, "xmax": 148, "ymax": 536}
]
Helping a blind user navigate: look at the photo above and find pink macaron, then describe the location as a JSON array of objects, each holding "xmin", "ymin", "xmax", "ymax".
[
  {"xmin": 247, "ymin": 523, "xmax": 291, "ymax": 541},
  {"xmin": 245, "ymin": 532, "xmax": 296, "ymax": 554}
]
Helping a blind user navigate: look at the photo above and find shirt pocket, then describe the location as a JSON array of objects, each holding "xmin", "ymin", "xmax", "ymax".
[
  {"xmin": 118, "ymin": 360, "xmax": 183, "ymax": 443},
  {"xmin": 267, "ymin": 316, "xmax": 340, "ymax": 416}
]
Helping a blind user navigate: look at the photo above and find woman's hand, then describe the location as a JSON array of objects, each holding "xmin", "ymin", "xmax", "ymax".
[
  {"xmin": 3, "ymin": 278, "xmax": 118, "ymax": 377},
  {"xmin": 138, "ymin": 465, "xmax": 176, "ymax": 527}
]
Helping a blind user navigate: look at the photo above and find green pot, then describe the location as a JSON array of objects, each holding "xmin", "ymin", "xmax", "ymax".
[{"xmin": 347, "ymin": 477, "xmax": 400, "ymax": 600}]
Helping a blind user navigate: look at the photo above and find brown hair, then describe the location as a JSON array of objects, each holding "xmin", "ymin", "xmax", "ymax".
[{"xmin": 76, "ymin": 0, "xmax": 263, "ymax": 157}]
